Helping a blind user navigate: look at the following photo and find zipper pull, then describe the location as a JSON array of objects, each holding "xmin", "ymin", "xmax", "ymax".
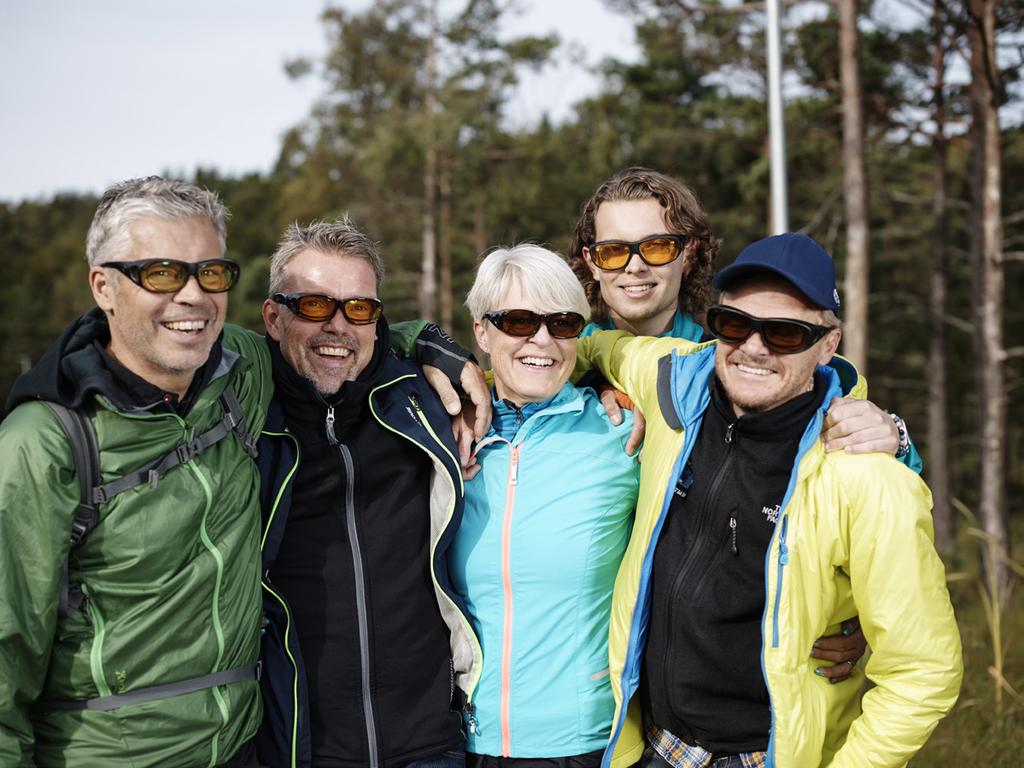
[
  {"xmin": 509, "ymin": 446, "xmax": 520, "ymax": 486},
  {"xmin": 466, "ymin": 701, "xmax": 478, "ymax": 734},
  {"xmin": 729, "ymin": 515, "xmax": 738, "ymax": 555},
  {"xmin": 325, "ymin": 405, "xmax": 338, "ymax": 445},
  {"xmin": 725, "ymin": 423, "xmax": 735, "ymax": 444}
]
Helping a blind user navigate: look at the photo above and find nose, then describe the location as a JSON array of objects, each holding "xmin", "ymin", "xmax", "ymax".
[
  {"xmin": 173, "ymin": 275, "xmax": 206, "ymax": 304},
  {"xmin": 623, "ymin": 251, "xmax": 649, "ymax": 274},
  {"xmin": 322, "ymin": 308, "xmax": 355, "ymax": 334},
  {"xmin": 528, "ymin": 322, "xmax": 554, "ymax": 345},
  {"xmin": 738, "ymin": 330, "xmax": 770, "ymax": 356}
]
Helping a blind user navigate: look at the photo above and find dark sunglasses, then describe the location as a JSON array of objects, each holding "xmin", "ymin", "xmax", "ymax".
[
  {"xmin": 484, "ymin": 309, "xmax": 586, "ymax": 339},
  {"xmin": 587, "ymin": 234, "xmax": 687, "ymax": 271},
  {"xmin": 273, "ymin": 293, "xmax": 383, "ymax": 324},
  {"xmin": 102, "ymin": 258, "xmax": 239, "ymax": 293},
  {"xmin": 706, "ymin": 304, "xmax": 835, "ymax": 355}
]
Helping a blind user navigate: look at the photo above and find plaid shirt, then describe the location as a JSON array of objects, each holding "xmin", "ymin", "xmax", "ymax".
[{"xmin": 648, "ymin": 724, "xmax": 767, "ymax": 768}]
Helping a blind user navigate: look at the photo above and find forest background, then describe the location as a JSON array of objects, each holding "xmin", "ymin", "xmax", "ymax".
[{"xmin": 2, "ymin": 0, "xmax": 1023, "ymax": 763}]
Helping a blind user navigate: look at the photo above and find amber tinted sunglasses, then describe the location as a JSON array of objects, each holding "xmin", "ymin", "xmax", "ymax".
[{"xmin": 273, "ymin": 293, "xmax": 383, "ymax": 324}]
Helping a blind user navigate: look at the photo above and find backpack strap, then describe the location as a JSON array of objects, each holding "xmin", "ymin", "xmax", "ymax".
[
  {"xmin": 41, "ymin": 402, "xmax": 101, "ymax": 619},
  {"xmin": 36, "ymin": 664, "xmax": 258, "ymax": 711},
  {"xmin": 92, "ymin": 383, "xmax": 258, "ymax": 502},
  {"xmin": 41, "ymin": 383, "xmax": 258, "ymax": 619},
  {"xmin": 219, "ymin": 382, "xmax": 259, "ymax": 460}
]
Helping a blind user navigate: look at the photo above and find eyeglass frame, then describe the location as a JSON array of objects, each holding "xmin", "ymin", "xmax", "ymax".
[
  {"xmin": 705, "ymin": 304, "xmax": 836, "ymax": 355},
  {"xmin": 483, "ymin": 309, "xmax": 587, "ymax": 339},
  {"xmin": 272, "ymin": 292, "xmax": 384, "ymax": 324},
  {"xmin": 585, "ymin": 234, "xmax": 688, "ymax": 271},
  {"xmin": 100, "ymin": 258, "xmax": 240, "ymax": 294}
]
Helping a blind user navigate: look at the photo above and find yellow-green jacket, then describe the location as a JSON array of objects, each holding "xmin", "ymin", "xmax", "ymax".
[{"xmin": 576, "ymin": 332, "xmax": 962, "ymax": 768}]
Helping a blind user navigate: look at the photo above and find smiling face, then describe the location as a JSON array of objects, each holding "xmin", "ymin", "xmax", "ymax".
[
  {"xmin": 583, "ymin": 198, "xmax": 689, "ymax": 337},
  {"xmin": 89, "ymin": 216, "xmax": 227, "ymax": 398},
  {"xmin": 262, "ymin": 249, "xmax": 379, "ymax": 396},
  {"xmin": 714, "ymin": 277, "xmax": 841, "ymax": 417},
  {"xmin": 473, "ymin": 278, "xmax": 578, "ymax": 407}
]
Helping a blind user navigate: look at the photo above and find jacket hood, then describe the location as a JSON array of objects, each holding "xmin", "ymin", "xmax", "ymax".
[
  {"xmin": 6, "ymin": 306, "xmax": 232, "ymax": 414},
  {"xmin": 6, "ymin": 307, "xmax": 117, "ymax": 411}
]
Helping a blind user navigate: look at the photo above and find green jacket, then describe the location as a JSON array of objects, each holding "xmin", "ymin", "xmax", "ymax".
[{"xmin": 0, "ymin": 311, "xmax": 273, "ymax": 767}]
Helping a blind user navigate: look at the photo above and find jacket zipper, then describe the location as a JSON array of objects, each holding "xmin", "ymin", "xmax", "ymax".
[
  {"xmin": 770, "ymin": 514, "xmax": 790, "ymax": 649},
  {"xmin": 604, "ymin": 363, "xmax": 704, "ymax": 768},
  {"xmin": 500, "ymin": 443, "xmax": 521, "ymax": 757},
  {"xmin": 83, "ymin": 583, "xmax": 112, "ymax": 698},
  {"xmin": 368, "ymin": 381, "xmax": 483, "ymax": 733},
  {"xmin": 260, "ymin": 429, "xmax": 302, "ymax": 768},
  {"xmin": 658, "ymin": 419, "xmax": 737, "ymax": 686},
  {"xmin": 404, "ymin": 392, "xmax": 484, "ymax": 735},
  {"xmin": 325, "ymin": 406, "xmax": 380, "ymax": 768}
]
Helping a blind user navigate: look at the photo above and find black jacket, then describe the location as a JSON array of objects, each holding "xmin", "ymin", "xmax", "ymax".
[{"xmin": 254, "ymin": 324, "xmax": 468, "ymax": 768}]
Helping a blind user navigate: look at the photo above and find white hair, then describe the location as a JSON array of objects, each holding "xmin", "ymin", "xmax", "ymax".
[
  {"xmin": 465, "ymin": 244, "xmax": 591, "ymax": 320},
  {"xmin": 85, "ymin": 176, "xmax": 228, "ymax": 266}
]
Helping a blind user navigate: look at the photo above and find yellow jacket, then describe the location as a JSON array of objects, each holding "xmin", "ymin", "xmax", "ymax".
[{"xmin": 575, "ymin": 332, "xmax": 962, "ymax": 768}]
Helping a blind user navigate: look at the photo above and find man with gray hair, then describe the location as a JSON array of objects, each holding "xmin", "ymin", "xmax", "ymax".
[
  {"xmin": 0, "ymin": 177, "xmax": 271, "ymax": 766},
  {"xmin": 252, "ymin": 218, "xmax": 472, "ymax": 768}
]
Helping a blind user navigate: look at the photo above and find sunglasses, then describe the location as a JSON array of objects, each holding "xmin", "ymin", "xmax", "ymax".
[
  {"xmin": 484, "ymin": 309, "xmax": 586, "ymax": 339},
  {"xmin": 273, "ymin": 293, "xmax": 383, "ymax": 324},
  {"xmin": 706, "ymin": 304, "xmax": 835, "ymax": 355},
  {"xmin": 587, "ymin": 234, "xmax": 687, "ymax": 271},
  {"xmin": 103, "ymin": 259, "xmax": 239, "ymax": 293}
]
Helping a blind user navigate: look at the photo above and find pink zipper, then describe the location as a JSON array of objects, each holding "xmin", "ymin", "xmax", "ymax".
[{"xmin": 500, "ymin": 442, "xmax": 521, "ymax": 756}]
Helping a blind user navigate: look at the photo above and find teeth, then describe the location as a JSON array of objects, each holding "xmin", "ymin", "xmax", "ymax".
[
  {"xmin": 622, "ymin": 284, "xmax": 654, "ymax": 295},
  {"xmin": 164, "ymin": 320, "xmax": 206, "ymax": 331},
  {"xmin": 737, "ymin": 364, "xmax": 772, "ymax": 376},
  {"xmin": 315, "ymin": 346, "xmax": 351, "ymax": 358},
  {"xmin": 519, "ymin": 357, "xmax": 554, "ymax": 368}
]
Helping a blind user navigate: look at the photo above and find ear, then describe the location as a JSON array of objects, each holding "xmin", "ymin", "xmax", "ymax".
[
  {"xmin": 581, "ymin": 247, "xmax": 602, "ymax": 281},
  {"xmin": 89, "ymin": 266, "xmax": 116, "ymax": 312},
  {"xmin": 817, "ymin": 328, "xmax": 842, "ymax": 366},
  {"xmin": 473, "ymin": 319, "xmax": 490, "ymax": 354},
  {"xmin": 262, "ymin": 298, "xmax": 283, "ymax": 340},
  {"xmin": 679, "ymin": 239, "xmax": 697, "ymax": 277}
]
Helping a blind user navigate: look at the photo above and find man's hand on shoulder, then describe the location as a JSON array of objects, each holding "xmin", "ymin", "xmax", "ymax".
[
  {"xmin": 822, "ymin": 397, "xmax": 899, "ymax": 456},
  {"xmin": 597, "ymin": 385, "xmax": 645, "ymax": 457},
  {"xmin": 423, "ymin": 361, "xmax": 492, "ymax": 443}
]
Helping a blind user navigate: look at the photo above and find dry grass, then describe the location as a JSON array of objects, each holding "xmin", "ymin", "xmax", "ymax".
[{"xmin": 910, "ymin": 516, "xmax": 1023, "ymax": 767}]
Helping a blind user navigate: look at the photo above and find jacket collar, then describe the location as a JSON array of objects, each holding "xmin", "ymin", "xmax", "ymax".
[
  {"xmin": 481, "ymin": 381, "xmax": 583, "ymax": 445},
  {"xmin": 583, "ymin": 308, "xmax": 704, "ymax": 343}
]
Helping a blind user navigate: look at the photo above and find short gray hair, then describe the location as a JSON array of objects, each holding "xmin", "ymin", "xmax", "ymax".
[
  {"xmin": 465, "ymin": 244, "xmax": 591, "ymax": 321},
  {"xmin": 268, "ymin": 217, "xmax": 384, "ymax": 296},
  {"xmin": 86, "ymin": 176, "xmax": 228, "ymax": 265},
  {"xmin": 720, "ymin": 275, "xmax": 842, "ymax": 328}
]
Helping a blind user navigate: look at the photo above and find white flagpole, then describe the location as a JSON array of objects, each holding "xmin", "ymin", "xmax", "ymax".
[{"xmin": 766, "ymin": 0, "xmax": 789, "ymax": 234}]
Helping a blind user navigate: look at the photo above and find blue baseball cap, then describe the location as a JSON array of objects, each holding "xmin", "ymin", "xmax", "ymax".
[{"xmin": 712, "ymin": 232, "xmax": 841, "ymax": 314}]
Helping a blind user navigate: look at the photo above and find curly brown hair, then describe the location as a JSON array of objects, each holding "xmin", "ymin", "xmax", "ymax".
[{"xmin": 568, "ymin": 167, "xmax": 719, "ymax": 324}]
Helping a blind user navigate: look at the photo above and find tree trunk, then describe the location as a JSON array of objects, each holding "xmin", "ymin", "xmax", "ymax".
[
  {"xmin": 439, "ymin": 158, "xmax": 453, "ymax": 332},
  {"xmin": 928, "ymin": 0, "xmax": 953, "ymax": 557},
  {"xmin": 967, "ymin": 0, "xmax": 1010, "ymax": 597},
  {"xmin": 838, "ymin": 0, "xmax": 869, "ymax": 375},
  {"xmin": 419, "ymin": 0, "xmax": 439, "ymax": 321}
]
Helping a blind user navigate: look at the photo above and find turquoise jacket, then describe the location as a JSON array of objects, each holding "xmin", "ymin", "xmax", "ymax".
[{"xmin": 449, "ymin": 383, "xmax": 640, "ymax": 758}]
